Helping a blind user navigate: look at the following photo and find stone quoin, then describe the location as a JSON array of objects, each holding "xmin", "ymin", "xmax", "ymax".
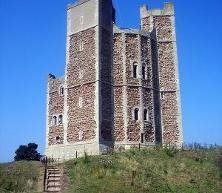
[{"xmin": 45, "ymin": 0, "xmax": 183, "ymax": 160}]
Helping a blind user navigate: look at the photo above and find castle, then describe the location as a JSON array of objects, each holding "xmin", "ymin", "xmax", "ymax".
[{"xmin": 45, "ymin": 0, "xmax": 183, "ymax": 160}]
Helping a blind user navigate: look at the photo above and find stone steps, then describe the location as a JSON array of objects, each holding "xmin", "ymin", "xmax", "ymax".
[{"xmin": 45, "ymin": 166, "xmax": 62, "ymax": 192}]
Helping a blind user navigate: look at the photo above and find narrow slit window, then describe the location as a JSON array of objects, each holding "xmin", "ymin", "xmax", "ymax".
[
  {"xmin": 142, "ymin": 66, "xmax": 146, "ymax": 79},
  {"xmin": 133, "ymin": 63, "xmax": 137, "ymax": 78},
  {"xmin": 59, "ymin": 86, "xmax": 64, "ymax": 96},
  {"xmin": 134, "ymin": 108, "xmax": 139, "ymax": 121},
  {"xmin": 144, "ymin": 109, "xmax": 148, "ymax": 121},
  {"xmin": 58, "ymin": 115, "xmax": 63, "ymax": 125}
]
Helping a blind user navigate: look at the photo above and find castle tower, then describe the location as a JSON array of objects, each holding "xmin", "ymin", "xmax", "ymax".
[
  {"xmin": 45, "ymin": 1, "xmax": 183, "ymax": 160},
  {"xmin": 113, "ymin": 26, "xmax": 157, "ymax": 149},
  {"xmin": 140, "ymin": 3, "xmax": 183, "ymax": 146},
  {"xmin": 45, "ymin": 0, "xmax": 114, "ymax": 159}
]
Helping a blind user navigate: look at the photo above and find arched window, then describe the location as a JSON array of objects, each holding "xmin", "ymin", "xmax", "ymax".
[
  {"xmin": 133, "ymin": 62, "xmax": 138, "ymax": 78},
  {"xmin": 142, "ymin": 65, "xmax": 146, "ymax": 79},
  {"xmin": 134, "ymin": 108, "xmax": 139, "ymax": 121},
  {"xmin": 59, "ymin": 86, "xmax": 64, "ymax": 96},
  {"xmin": 58, "ymin": 115, "xmax": 63, "ymax": 125},
  {"xmin": 53, "ymin": 116, "xmax": 57, "ymax": 126},
  {"xmin": 144, "ymin": 109, "xmax": 148, "ymax": 121}
]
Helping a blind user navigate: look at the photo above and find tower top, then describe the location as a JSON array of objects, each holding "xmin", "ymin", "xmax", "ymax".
[
  {"xmin": 68, "ymin": 0, "xmax": 91, "ymax": 9},
  {"xmin": 140, "ymin": 2, "xmax": 174, "ymax": 19}
]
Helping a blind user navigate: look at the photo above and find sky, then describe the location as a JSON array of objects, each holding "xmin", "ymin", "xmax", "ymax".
[{"xmin": 0, "ymin": 0, "xmax": 222, "ymax": 163}]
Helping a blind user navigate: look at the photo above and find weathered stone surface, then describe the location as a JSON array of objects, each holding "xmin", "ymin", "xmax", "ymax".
[
  {"xmin": 67, "ymin": 28, "xmax": 96, "ymax": 87},
  {"xmin": 113, "ymin": 33, "xmax": 124, "ymax": 85},
  {"xmin": 67, "ymin": 84, "xmax": 96, "ymax": 143},
  {"xmin": 66, "ymin": 27, "xmax": 97, "ymax": 143},
  {"xmin": 141, "ymin": 17, "xmax": 151, "ymax": 32},
  {"xmin": 153, "ymin": 16, "xmax": 173, "ymax": 41},
  {"xmin": 48, "ymin": 78, "xmax": 64, "ymax": 146},
  {"xmin": 113, "ymin": 33, "xmax": 125, "ymax": 142},
  {"xmin": 158, "ymin": 42, "xmax": 177, "ymax": 91},
  {"xmin": 145, "ymin": 12, "xmax": 182, "ymax": 146},
  {"xmin": 46, "ymin": 2, "xmax": 183, "ymax": 160},
  {"xmin": 125, "ymin": 34, "xmax": 140, "ymax": 85},
  {"xmin": 113, "ymin": 87, "xmax": 125, "ymax": 142}
]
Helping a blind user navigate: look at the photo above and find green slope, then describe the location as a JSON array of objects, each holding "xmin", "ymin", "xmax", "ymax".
[
  {"xmin": 0, "ymin": 148, "xmax": 222, "ymax": 193},
  {"xmin": 0, "ymin": 161, "xmax": 42, "ymax": 193},
  {"xmin": 65, "ymin": 148, "xmax": 222, "ymax": 193}
]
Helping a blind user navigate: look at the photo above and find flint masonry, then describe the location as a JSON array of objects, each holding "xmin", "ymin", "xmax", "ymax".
[{"xmin": 45, "ymin": 0, "xmax": 183, "ymax": 160}]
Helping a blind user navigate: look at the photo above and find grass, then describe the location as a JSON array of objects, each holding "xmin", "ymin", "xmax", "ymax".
[
  {"xmin": 0, "ymin": 147, "xmax": 222, "ymax": 193},
  {"xmin": 0, "ymin": 161, "xmax": 41, "ymax": 193},
  {"xmin": 65, "ymin": 147, "xmax": 222, "ymax": 193}
]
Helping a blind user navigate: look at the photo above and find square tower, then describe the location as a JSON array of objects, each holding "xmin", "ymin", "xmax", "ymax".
[
  {"xmin": 140, "ymin": 3, "xmax": 183, "ymax": 147},
  {"xmin": 45, "ymin": 0, "xmax": 115, "ymax": 159}
]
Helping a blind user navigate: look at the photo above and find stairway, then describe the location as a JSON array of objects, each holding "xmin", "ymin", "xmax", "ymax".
[{"xmin": 45, "ymin": 166, "xmax": 61, "ymax": 192}]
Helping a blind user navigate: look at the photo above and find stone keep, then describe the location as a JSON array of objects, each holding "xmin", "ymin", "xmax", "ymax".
[{"xmin": 45, "ymin": 0, "xmax": 183, "ymax": 160}]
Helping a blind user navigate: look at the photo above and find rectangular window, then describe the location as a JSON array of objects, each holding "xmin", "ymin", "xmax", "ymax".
[
  {"xmin": 133, "ymin": 65, "xmax": 137, "ymax": 78},
  {"xmin": 142, "ymin": 66, "xmax": 146, "ymax": 79}
]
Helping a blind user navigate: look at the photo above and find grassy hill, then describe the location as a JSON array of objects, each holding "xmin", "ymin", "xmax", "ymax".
[
  {"xmin": 1, "ymin": 147, "xmax": 222, "ymax": 193},
  {"xmin": 0, "ymin": 161, "xmax": 42, "ymax": 193},
  {"xmin": 65, "ymin": 147, "xmax": 222, "ymax": 193}
]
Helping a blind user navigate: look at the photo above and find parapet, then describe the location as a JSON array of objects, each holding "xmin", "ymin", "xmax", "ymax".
[
  {"xmin": 113, "ymin": 24, "xmax": 150, "ymax": 37},
  {"xmin": 67, "ymin": 0, "xmax": 90, "ymax": 9},
  {"xmin": 140, "ymin": 2, "xmax": 174, "ymax": 19}
]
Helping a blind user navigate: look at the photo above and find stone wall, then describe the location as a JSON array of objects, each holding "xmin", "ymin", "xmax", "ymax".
[
  {"xmin": 126, "ymin": 86, "xmax": 141, "ymax": 141},
  {"xmin": 140, "ymin": 6, "xmax": 182, "ymax": 146},
  {"xmin": 66, "ymin": 27, "xmax": 97, "ymax": 143},
  {"xmin": 67, "ymin": 84, "xmax": 96, "ymax": 143},
  {"xmin": 125, "ymin": 34, "xmax": 140, "ymax": 85},
  {"xmin": 113, "ymin": 33, "xmax": 125, "ymax": 142},
  {"xmin": 67, "ymin": 28, "xmax": 96, "ymax": 88},
  {"xmin": 113, "ymin": 34, "xmax": 124, "ymax": 85},
  {"xmin": 140, "ymin": 35, "xmax": 155, "ymax": 143},
  {"xmin": 48, "ymin": 76, "xmax": 64, "ymax": 145},
  {"xmin": 153, "ymin": 16, "xmax": 173, "ymax": 41}
]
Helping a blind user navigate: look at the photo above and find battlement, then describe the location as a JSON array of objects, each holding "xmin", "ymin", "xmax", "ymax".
[
  {"xmin": 113, "ymin": 25, "xmax": 150, "ymax": 36},
  {"xmin": 140, "ymin": 2, "xmax": 174, "ymax": 19},
  {"xmin": 67, "ymin": 0, "xmax": 90, "ymax": 9}
]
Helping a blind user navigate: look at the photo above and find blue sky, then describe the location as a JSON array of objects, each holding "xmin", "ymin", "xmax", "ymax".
[{"xmin": 0, "ymin": 0, "xmax": 222, "ymax": 163}]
